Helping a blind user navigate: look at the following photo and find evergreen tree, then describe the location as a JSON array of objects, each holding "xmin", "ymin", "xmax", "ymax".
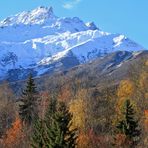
[
  {"xmin": 45, "ymin": 95, "xmax": 57, "ymax": 124},
  {"xmin": 31, "ymin": 118, "xmax": 45, "ymax": 148},
  {"xmin": 115, "ymin": 99, "xmax": 141, "ymax": 146},
  {"xmin": 31, "ymin": 96, "xmax": 57, "ymax": 148},
  {"xmin": 19, "ymin": 74, "xmax": 38, "ymax": 126},
  {"xmin": 45, "ymin": 101, "xmax": 77, "ymax": 148}
]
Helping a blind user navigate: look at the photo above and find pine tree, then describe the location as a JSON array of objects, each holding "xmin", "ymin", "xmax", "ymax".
[
  {"xmin": 31, "ymin": 118, "xmax": 45, "ymax": 148},
  {"xmin": 19, "ymin": 74, "xmax": 38, "ymax": 126},
  {"xmin": 30, "ymin": 100, "xmax": 77, "ymax": 148},
  {"xmin": 115, "ymin": 99, "xmax": 141, "ymax": 146},
  {"xmin": 45, "ymin": 95, "xmax": 57, "ymax": 124},
  {"xmin": 45, "ymin": 101, "xmax": 77, "ymax": 148},
  {"xmin": 30, "ymin": 96, "xmax": 57, "ymax": 148}
]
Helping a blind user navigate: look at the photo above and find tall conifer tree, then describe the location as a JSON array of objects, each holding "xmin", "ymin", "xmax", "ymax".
[
  {"xmin": 115, "ymin": 99, "xmax": 141, "ymax": 146},
  {"xmin": 31, "ymin": 118, "xmax": 45, "ymax": 148},
  {"xmin": 45, "ymin": 101, "xmax": 77, "ymax": 148},
  {"xmin": 19, "ymin": 74, "xmax": 38, "ymax": 126}
]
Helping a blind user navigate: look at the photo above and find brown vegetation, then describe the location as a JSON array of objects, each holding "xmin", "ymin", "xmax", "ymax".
[{"xmin": 0, "ymin": 58, "xmax": 147, "ymax": 147}]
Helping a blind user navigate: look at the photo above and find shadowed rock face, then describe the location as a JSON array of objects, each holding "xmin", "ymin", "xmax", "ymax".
[
  {"xmin": 48, "ymin": 50, "xmax": 148, "ymax": 88},
  {"xmin": 5, "ymin": 52, "xmax": 80, "ymax": 82},
  {"xmin": 8, "ymin": 50, "xmax": 148, "ymax": 95}
]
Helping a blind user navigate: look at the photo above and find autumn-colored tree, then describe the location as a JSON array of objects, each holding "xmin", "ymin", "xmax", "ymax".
[
  {"xmin": 77, "ymin": 132, "xmax": 90, "ymax": 148},
  {"xmin": 116, "ymin": 79, "xmax": 136, "ymax": 115},
  {"xmin": 128, "ymin": 59, "xmax": 148, "ymax": 110},
  {"xmin": 77, "ymin": 129, "xmax": 110, "ymax": 148},
  {"xmin": 113, "ymin": 133, "xmax": 131, "ymax": 147},
  {"xmin": 115, "ymin": 60, "xmax": 148, "ymax": 147},
  {"xmin": 69, "ymin": 89, "xmax": 88, "ymax": 132},
  {"xmin": 89, "ymin": 88, "xmax": 117, "ymax": 134},
  {"xmin": 2, "ymin": 117, "xmax": 25, "ymax": 148},
  {"xmin": 144, "ymin": 110, "xmax": 148, "ymax": 130},
  {"xmin": 0, "ymin": 82, "xmax": 16, "ymax": 137},
  {"xmin": 117, "ymin": 80, "xmax": 134, "ymax": 99},
  {"xmin": 143, "ymin": 110, "xmax": 148, "ymax": 147}
]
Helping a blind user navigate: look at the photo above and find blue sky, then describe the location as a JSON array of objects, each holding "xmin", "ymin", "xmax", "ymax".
[{"xmin": 0, "ymin": 0, "xmax": 148, "ymax": 48}]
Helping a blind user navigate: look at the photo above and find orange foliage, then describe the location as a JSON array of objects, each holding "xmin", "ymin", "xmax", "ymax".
[
  {"xmin": 114, "ymin": 134, "xmax": 131, "ymax": 147},
  {"xmin": 77, "ymin": 129, "xmax": 110, "ymax": 148},
  {"xmin": 77, "ymin": 132, "xmax": 90, "ymax": 148},
  {"xmin": 144, "ymin": 110, "xmax": 148, "ymax": 130},
  {"xmin": 2, "ymin": 117, "xmax": 24, "ymax": 148}
]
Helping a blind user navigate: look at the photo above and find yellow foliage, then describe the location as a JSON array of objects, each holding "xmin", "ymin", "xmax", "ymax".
[
  {"xmin": 145, "ymin": 60, "xmax": 148, "ymax": 66},
  {"xmin": 117, "ymin": 80, "xmax": 134, "ymax": 98},
  {"xmin": 69, "ymin": 89, "xmax": 88, "ymax": 131},
  {"xmin": 69, "ymin": 98, "xmax": 86, "ymax": 131},
  {"xmin": 145, "ymin": 93, "xmax": 148, "ymax": 99},
  {"xmin": 116, "ymin": 80, "xmax": 134, "ymax": 112}
]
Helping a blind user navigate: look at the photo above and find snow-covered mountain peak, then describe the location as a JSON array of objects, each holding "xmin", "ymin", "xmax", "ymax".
[
  {"xmin": 34, "ymin": 6, "xmax": 54, "ymax": 14},
  {"xmin": 86, "ymin": 22, "xmax": 99, "ymax": 30},
  {"xmin": 29, "ymin": 6, "xmax": 55, "ymax": 18},
  {"xmin": 0, "ymin": 6, "xmax": 56, "ymax": 26},
  {"xmin": 0, "ymin": 6, "xmax": 145, "ymax": 81}
]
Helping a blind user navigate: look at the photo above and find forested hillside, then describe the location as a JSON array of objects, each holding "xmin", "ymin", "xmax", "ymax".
[{"xmin": 0, "ymin": 56, "xmax": 147, "ymax": 147}]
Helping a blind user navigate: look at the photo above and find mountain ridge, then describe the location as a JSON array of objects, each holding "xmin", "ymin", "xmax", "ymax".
[{"xmin": 0, "ymin": 6, "xmax": 146, "ymax": 81}]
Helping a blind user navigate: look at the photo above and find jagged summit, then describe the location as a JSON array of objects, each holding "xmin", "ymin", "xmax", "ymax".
[
  {"xmin": 0, "ymin": 6, "xmax": 55, "ymax": 26},
  {"xmin": 86, "ymin": 22, "xmax": 99, "ymax": 30},
  {"xmin": 0, "ymin": 6, "xmax": 145, "ymax": 81},
  {"xmin": 36, "ymin": 6, "xmax": 54, "ymax": 13}
]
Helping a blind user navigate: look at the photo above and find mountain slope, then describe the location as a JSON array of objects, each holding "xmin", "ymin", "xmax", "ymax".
[
  {"xmin": 0, "ymin": 6, "xmax": 145, "ymax": 81},
  {"xmin": 10, "ymin": 50, "xmax": 148, "ymax": 94},
  {"xmin": 37, "ymin": 50, "xmax": 148, "ymax": 90}
]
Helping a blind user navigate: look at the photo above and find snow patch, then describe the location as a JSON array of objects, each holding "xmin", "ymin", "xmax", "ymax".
[{"xmin": 113, "ymin": 35, "xmax": 126, "ymax": 47}]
